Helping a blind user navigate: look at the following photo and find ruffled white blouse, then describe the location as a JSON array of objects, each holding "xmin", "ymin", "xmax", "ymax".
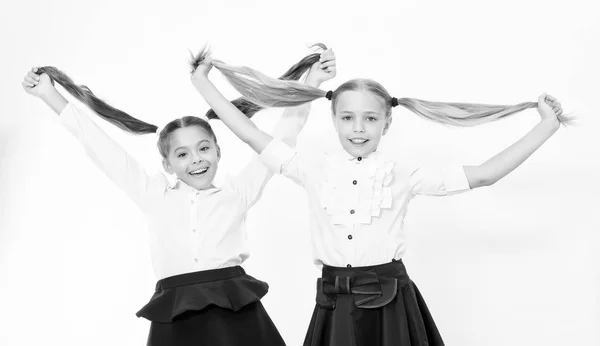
[{"xmin": 259, "ymin": 139, "xmax": 472, "ymax": 268}]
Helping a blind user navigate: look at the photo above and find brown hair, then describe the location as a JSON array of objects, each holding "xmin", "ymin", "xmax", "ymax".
[
  {"xmin": 34, "ymin": 46, "xmax": 328, "ymax": 158},
  {"xmin": 35, "ymin": 66, "xmax": 217, "ymax": 158}
]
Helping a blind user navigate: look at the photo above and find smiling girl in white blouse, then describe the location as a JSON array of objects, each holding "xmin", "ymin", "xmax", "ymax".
[
  {"xmin": 20, "ymin": 47, "xmax": 336, "ymax": 346},
  {"xmin": 189, "ymin": 49, "xmax": 569, "ymax": 346}
]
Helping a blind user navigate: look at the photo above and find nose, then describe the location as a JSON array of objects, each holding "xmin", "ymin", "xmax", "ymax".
[
  {"xmin": 191, "ymin": 152, "xmax": 203, "ymax": 164},
  {"xmin": 352, "ymin": 119, "xmax": 365, "ymax": 133}
]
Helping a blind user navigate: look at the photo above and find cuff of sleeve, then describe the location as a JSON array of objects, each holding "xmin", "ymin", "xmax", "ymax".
[
  {"xmin": 58, "ymin": 102, "xmax": 78, "ymax": 125},
  {"xmin": 259, "ymin": 138, "xmax": 296, "ymax": 174},
  {"xmin": 442, "ymin": 166, "xmax": 471, "ymax": 193}
]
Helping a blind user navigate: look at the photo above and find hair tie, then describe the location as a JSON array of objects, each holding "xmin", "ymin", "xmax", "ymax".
[
  {"xmin": 391, "ymin": 97, "xmax": 399, "ymax": 107},
  {"xmin": 325, "ymin": 90, "xmax": 333, "ymax": 100}
]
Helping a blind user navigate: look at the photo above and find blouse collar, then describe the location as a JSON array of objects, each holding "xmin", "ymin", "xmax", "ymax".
[
  {"xmin": 167, "ymin": 177, "xmax": 222, "ymax": 195},
  {"xmin": 329, "ymin": 141, "xmax": 380, "ymax": 163}
]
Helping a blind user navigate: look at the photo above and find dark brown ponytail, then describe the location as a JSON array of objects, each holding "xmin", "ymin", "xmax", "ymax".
[{"xmin": 35, "ymin": 66, "xmax": 158, "ymax": 134}]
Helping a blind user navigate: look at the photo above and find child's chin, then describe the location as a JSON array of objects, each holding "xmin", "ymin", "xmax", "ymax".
[{"xmin": 344, "ymin": 145, "xmax": 374, "ymax": 158}]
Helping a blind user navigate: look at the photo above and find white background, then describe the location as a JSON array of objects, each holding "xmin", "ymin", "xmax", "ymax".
[{"xmin": 1, "ymin": 0, "xmax": 598, "ymax": 345}]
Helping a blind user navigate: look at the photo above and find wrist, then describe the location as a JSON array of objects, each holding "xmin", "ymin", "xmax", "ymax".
[
  {"xmin": 540, "ymin": 117, "xmax": 560, "ymax": 133},
  {"xmin": 39, "ymin": 87, "xmax": 60, "ymax": 102}
]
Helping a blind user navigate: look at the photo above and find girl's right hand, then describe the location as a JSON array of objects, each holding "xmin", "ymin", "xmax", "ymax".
[{"xmin": 22, "ymin": 67, "xmax": 54, "ymax": 98}]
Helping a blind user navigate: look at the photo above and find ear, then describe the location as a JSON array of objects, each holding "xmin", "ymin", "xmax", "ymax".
[
  {"xmin": 382, "ymin": 116, "xmax": 393, "ymax": 136},
  {"xmin": 216, "ymin": 144, "xmax": 222, "ymax": 161},
  {"xmin": 162, "ymin": 157, "xmax": 175, "ymax": 174}
]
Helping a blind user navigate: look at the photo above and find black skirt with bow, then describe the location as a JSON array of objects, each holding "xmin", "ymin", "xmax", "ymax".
[
  {"xmin": 304, "ymin": 259, "xmax": 445, "ymax": 346},
  {"xmin": 137, "ymin": 266, "xmax": 286, "ymax": 346}
]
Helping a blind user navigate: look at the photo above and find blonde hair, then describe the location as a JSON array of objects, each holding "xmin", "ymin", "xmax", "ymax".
[{"xmin": 191, "ymin": 49, "xmax": 573, "ymax": 126}]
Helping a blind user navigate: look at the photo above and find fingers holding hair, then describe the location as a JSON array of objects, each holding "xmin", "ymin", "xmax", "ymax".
[
  {"xmin": 319, "ymin": 49, "xmax": 336, "ymax": 76},
  {"xmin": 319, "ymin": 48, "xmax": 335, "ymax": 62},
  {"xmin": 23, "ymin": 67, "xmax": 41, "ymax": 90},
  {"xmin": 25, "ymin": 74, "xmax": 39, "ymax": 86},
  {"xmin": 189, "ymin": 45, "xmax": 212, "ymax": 73},
  {"xmin": 21, "ymin": 80, "xmax": 33, "ymax": 90}
]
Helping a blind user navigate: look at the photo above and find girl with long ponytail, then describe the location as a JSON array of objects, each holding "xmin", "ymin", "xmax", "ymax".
[
  {"xmin": 20, "ymin": 45, "xmax": 337, "ymax": 346},
  {"xmin": 190, "ymin": 48, "xmax": 568, "ymax": 346}
]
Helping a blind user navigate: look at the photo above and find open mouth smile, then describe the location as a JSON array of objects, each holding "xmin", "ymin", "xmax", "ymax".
[
  {"xmin": 349, "ymin": 138, "xmax": 369, "ymax": 146},
  {"xmin": 189, "ymin": 167, "xmax": 209, "ymax": 176}
]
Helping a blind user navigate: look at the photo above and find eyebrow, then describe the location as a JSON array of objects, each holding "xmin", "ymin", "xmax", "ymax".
[{"xmin": 173, "ymin": 140, "xmax": 211, "ymax": 152}]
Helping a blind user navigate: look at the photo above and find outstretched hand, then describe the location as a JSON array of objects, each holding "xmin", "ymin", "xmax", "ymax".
[{"xmin": 22, "ymin": 67, "xmax": 54, "ymax": 97}]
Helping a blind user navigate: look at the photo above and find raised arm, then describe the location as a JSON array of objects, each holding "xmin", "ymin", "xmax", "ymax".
[
  {"xmin": 191, "ymin": 49, "xmax": 336, "ymax": 153},
  {"xmin": 463, "ymin": 94, "xmax": 563, "ymax": 188},
  {"xmin": 22, "ymin": 68, "xmax": 155, "ymax": 210},
  {"xmin": 192, "ymin": 69, "xmax": 271, "ymax": 153},
  {"xmin": 270, "ymin": 49, "xmax": 336, "ymax": 146}
]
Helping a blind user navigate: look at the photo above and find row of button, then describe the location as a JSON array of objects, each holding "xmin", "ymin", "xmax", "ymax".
[
  {"xmin": 190, "ymin": 191, "xmax": 201, "ymax": 204},
  {"xmin": 346, "ymin": 155, "xmax": 361, "ymax": 269},
  {"xmin": 346, "ymin": 156, "xmax": 359, "ymax": 269},
  {"xmin": 350, "ymin": 179, "xmax": 358, "ymax": 215}
]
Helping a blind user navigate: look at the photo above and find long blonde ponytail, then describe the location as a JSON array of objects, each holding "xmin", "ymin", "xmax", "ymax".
[{"xmin": 190, "ymin": 48, "xmax": 572, "ymax": 126}]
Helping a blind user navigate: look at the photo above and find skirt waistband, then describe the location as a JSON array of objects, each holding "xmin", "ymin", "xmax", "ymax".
[
  {"xmin": 316, "ymin": 260, "xmax": 408, "ymax": 310},
  {"xmin": 317, "ymin": 260, "xmax": 410, "ymax": 309},
  {"xmin": 156, "ymin": 266, "xmax": 246, "ymax": 291},
  {"xmin": 139, "ymin": 266, "xmax": 267, "ymax": 323},
  {"xmin": 322, "ymin": 259, "xmax": 407, "ymax": 279}
]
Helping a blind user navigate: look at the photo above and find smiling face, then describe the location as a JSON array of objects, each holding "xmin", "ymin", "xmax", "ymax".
[
  {"xmin": 332, "ymin": 89, "xmax": 392, "ymax": 158},
  {"xmin": 161, "ymin": 125, "xmax": 220, "ymax": 190}
]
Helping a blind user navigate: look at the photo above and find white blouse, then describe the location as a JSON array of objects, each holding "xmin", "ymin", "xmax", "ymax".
[
  {"xmin": 259, "ymin": 139, "xmax": 472, "ymax": 268},
  {"xmin": 60, "ymin": 103, "xmax": 274, "ymax": 280}
]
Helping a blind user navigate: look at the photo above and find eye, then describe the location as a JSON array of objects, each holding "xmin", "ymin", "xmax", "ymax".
[
  {"xmin": 177, "ymin": 152, "xmax": 187, "ymax": 158},
  {"xmin": 200, "ymin": 146, "xmax": 210, "ymax": 152},
  {"xmin": 367, "ymin": 116, "xmax": 378, "ymax": 122},
  {"xmin": 341, "ymin": 115, "xmax": 352, "ymax": 121}
]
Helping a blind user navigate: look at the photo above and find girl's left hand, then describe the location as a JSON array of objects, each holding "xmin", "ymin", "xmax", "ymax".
[
  {"xmin": 306, "ymin": 48, "xmax": 336, "ymax": 87},
  {"xmin": 191, "ymin": 54, "xmax": 214, "ymax": 82},
  {"xmin": 537, "ymin": 93, "xmax": 563, "ymax": 124}
]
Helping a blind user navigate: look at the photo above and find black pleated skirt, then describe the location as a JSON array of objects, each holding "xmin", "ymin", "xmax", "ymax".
[
  {"xmin": 136, "ymin": 266, "xmax": 286, "ymax": 346},
  {"xmin": 304, "ymin": 259, "xmax": 444, "ymax": 346}
]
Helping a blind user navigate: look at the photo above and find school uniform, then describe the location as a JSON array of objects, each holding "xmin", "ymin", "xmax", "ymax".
[
  {"xmin": 260, "ymin": 139, "xmax": 472, "ymax": 346},
  {"xmin": 60, "ymin": 103, "xmax": 285, "ymax": 346}
]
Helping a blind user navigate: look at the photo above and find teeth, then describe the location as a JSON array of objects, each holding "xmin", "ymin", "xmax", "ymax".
[
  {"xmin": 350, "ymin": 139, "xmax": 368, "ymax": 144},
  {"xmin": 190, "ymin": 168, "xmax": 209, "ymax": 175}
]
